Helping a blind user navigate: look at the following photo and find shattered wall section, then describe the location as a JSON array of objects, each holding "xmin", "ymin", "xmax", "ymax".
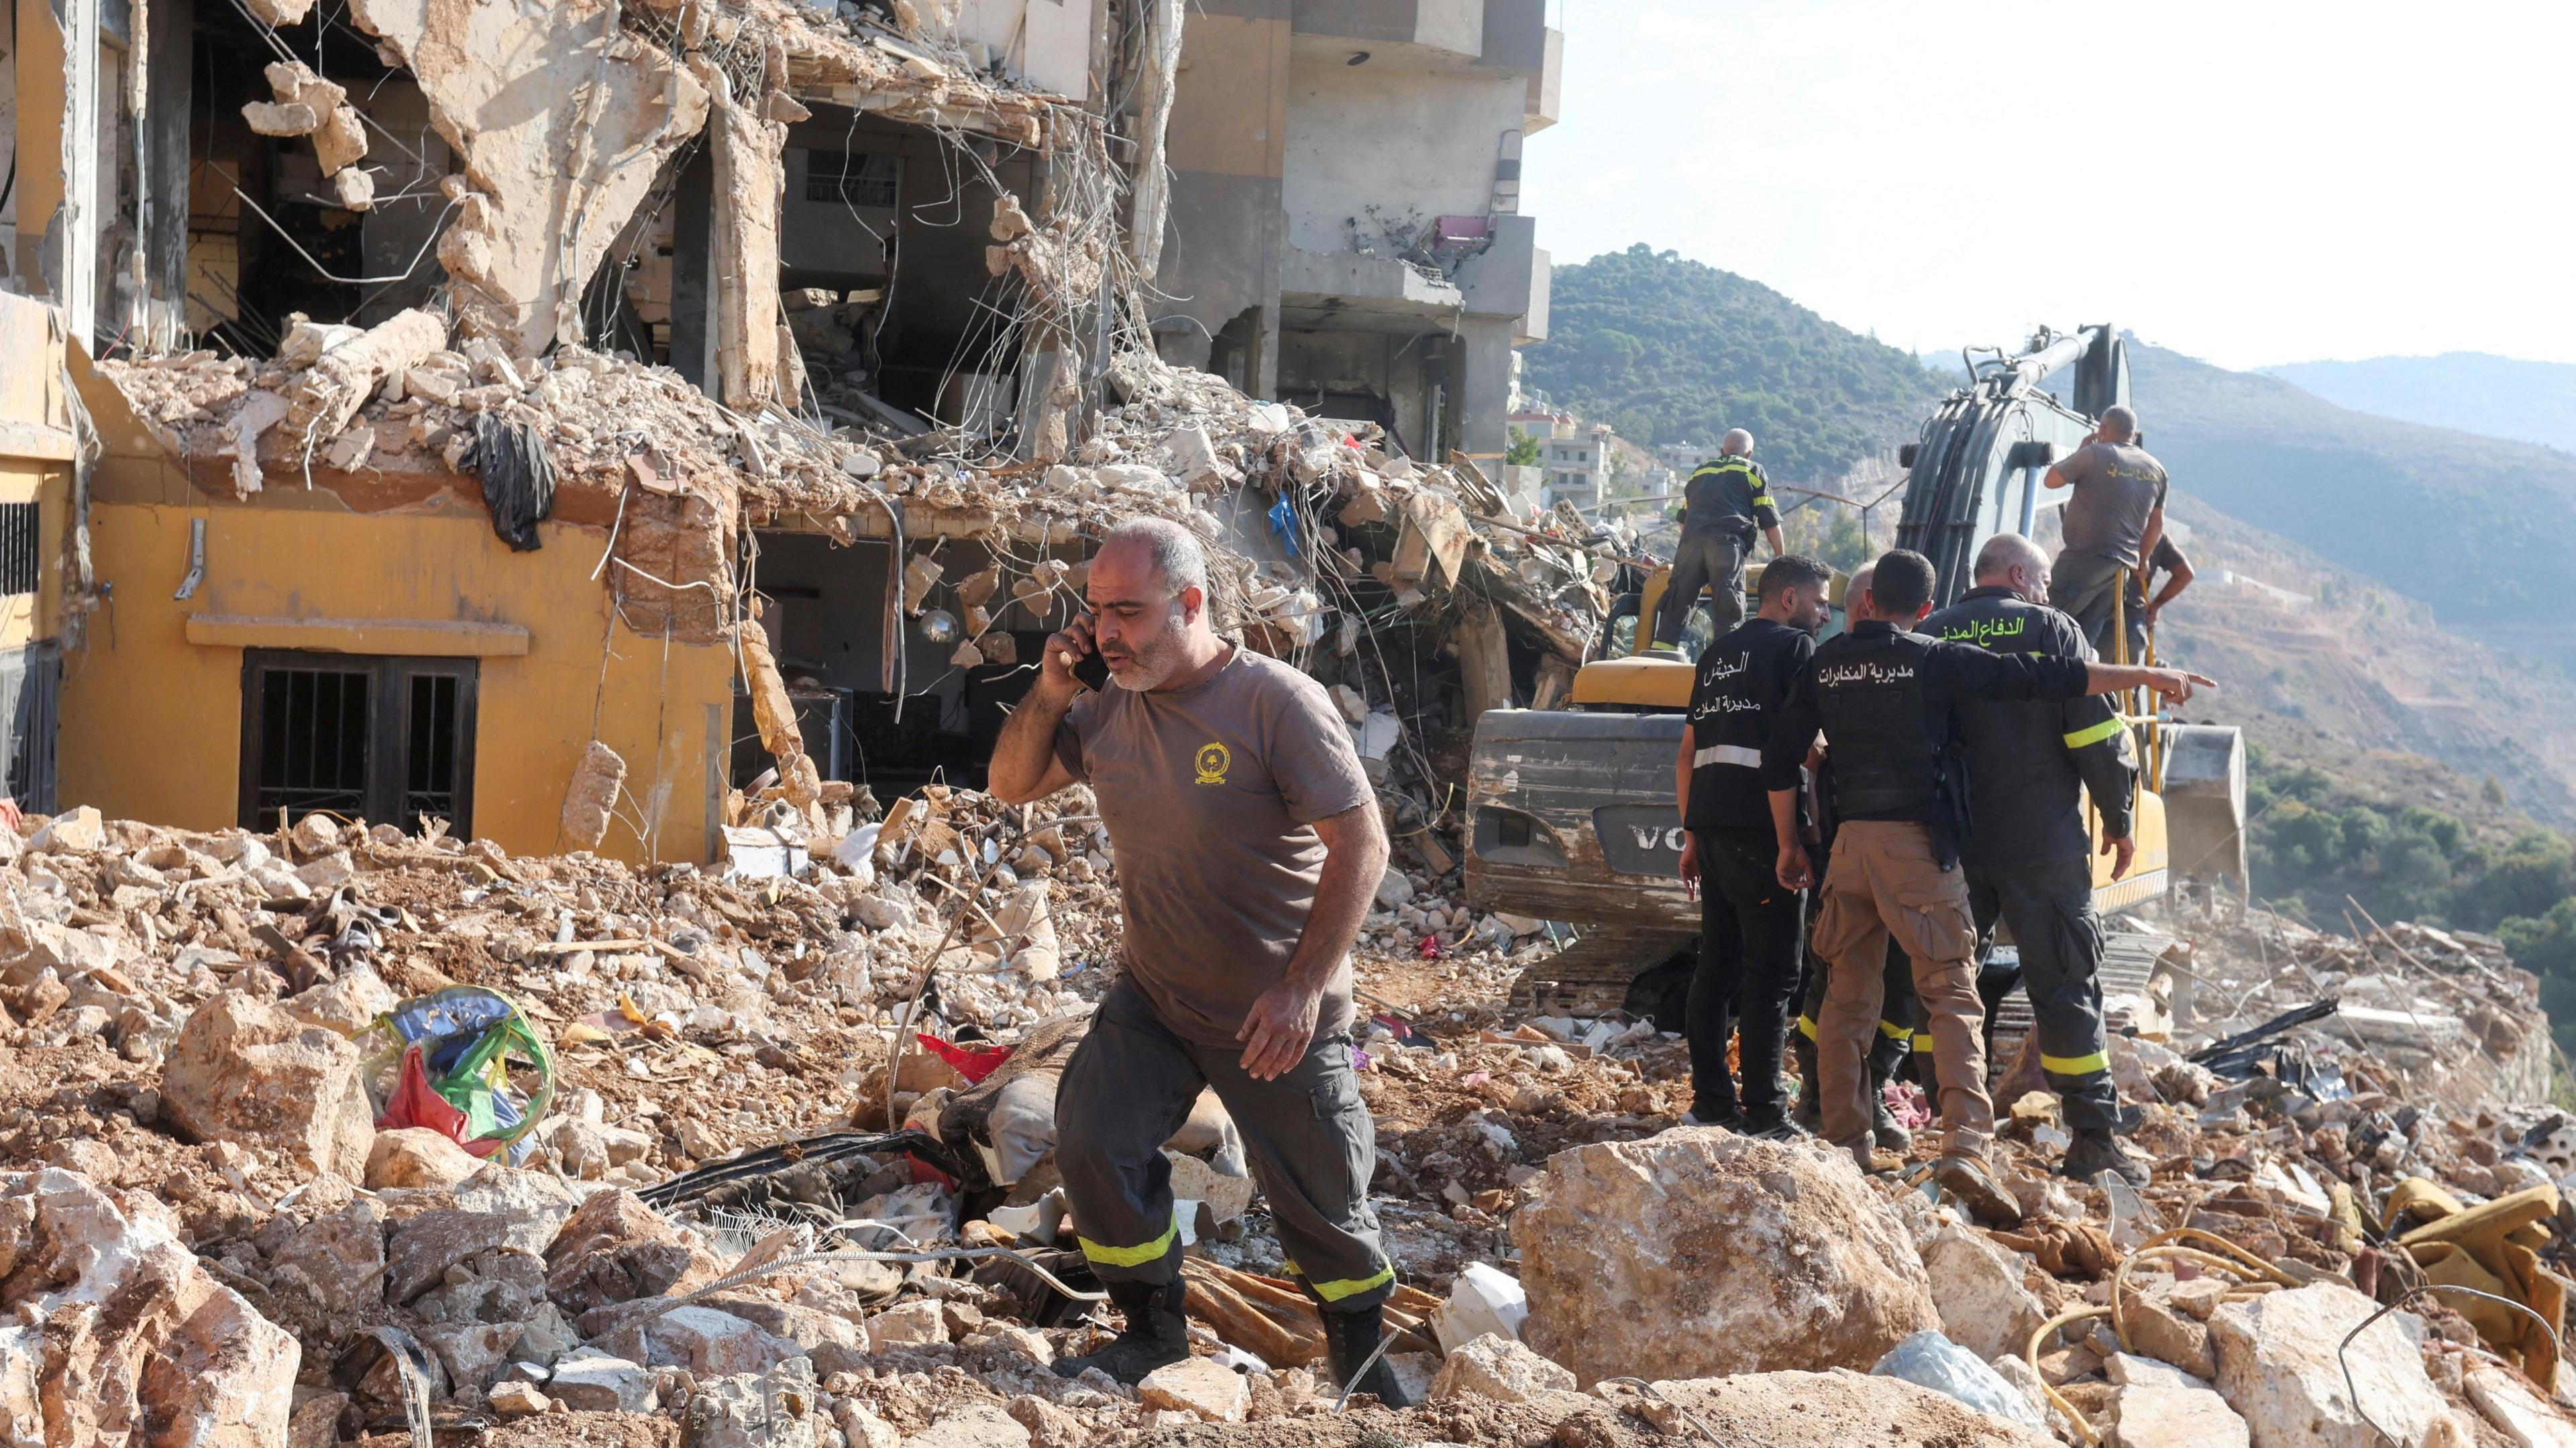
[
  {"xmin": 347, "ymin": 0, "xmax": 711, "ymax": 356},
  {"xmin": 696, "ymin": 56, "xmax": 788, "ymax": 411}
]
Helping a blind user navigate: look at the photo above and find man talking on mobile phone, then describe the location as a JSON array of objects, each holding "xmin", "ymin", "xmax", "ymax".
[{"xmin": 986, "ymin": 516, "xmax": 1409, "ymax": 1403}]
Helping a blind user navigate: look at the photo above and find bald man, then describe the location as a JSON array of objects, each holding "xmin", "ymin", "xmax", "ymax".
[
  {"xmin": 1650, "ymin": 429, "xmax": 1784, "ymax": 653},
  {"xmin": 2043, "ymin": 406, "xmax": 2168, "ymax": 663},
  {"xmin": 1921, "ymin": 533, "xmax": 2148, "ymax": 1184}
]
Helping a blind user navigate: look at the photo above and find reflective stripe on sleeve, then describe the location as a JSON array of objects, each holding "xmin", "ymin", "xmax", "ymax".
[
  {"xmin": 1796, "ymin": 1015, "xmax": 1819, "ymax": 1040},
  {"xmin": 2062, "ymin": 718, "xmax": 2124, "ymax": 749},
  {"xmin": 2042, "ymin": 1050, "xmax": 2111, "ymax": 1076},
  {"xmin": 1694, "ymin": 743, "xmax": 1763, "ymax": 769}
]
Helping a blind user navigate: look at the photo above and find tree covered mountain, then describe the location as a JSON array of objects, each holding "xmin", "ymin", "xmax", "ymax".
[{"xmin": 1519, "ymin": 245, "xmax": 1946, "ymax": 482}]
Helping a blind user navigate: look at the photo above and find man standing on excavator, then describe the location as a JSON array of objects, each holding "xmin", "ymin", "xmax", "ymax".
[
  {"xmin": 1648, "ymin": 429, "xmax": 1784, "ymax": 655},
  {"xmin": 2044, "ymin": 404, "xmax": 2167, "ymax": 663},
  {"xmin": 1763, "ymin": 549, "xmax": 2209, "ymax": 1223},
  {"xmin": 1922, "ymin": 533, "xmax": 2151, "ymax": 1186}
]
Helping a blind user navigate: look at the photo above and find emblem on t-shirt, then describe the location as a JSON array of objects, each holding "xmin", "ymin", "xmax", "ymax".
[{"xmin": 1193, "ymin": 742, "xmax": 1231, "ymax": 785}]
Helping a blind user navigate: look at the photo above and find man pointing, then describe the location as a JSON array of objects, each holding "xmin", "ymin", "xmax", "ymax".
[{"xmin": 988, "ymin": 517, "xmax": 1411, "ymax": 1403}]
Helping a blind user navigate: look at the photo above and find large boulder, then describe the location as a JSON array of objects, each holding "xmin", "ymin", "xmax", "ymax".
[
  {"xmin": 1638, "ymin": 1370, "xmax": 2059, "ymax": 1448},
  {"xmin": 545, "ymin": 1186, "xmax": 718, "ymax": 1315},
  {"xmin": 2208, "ymin": 1282, "xmax": 2447, "ymax": 1448},
  {"xmin": 0, "ymin": 1169, "xmax": 300, "ymax": 1447},
  {"xmin": 1517, "ymin": 1129, "xmax": 1938, "ymax": 1385},
  {"xmin": 161, "ymin": 992, "xmax": 375, "ymax": 1179}
]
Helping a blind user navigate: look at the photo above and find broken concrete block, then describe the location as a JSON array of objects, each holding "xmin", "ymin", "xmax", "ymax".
[
  {"xmin": 545, "ymin": 1187, "xmax": 716, "ymax": 1316},
  {"xmin": 1427, "ymin": 1333, "xmax": 1574, "ymax": 1403},
  {"xmin": 333, "ymin": 166, "xmax": 376, "ymax": 211},
  {"xmin": 1921, "ymin": 1219, "xmax": 2047, "ymax": 1362},
  {"xmin": 645, "ymin": 1305, "xmax": 801, "ymax": 1378},
  {"xmin": 160, "ymin": 992, "xmax": 376, "ymax": 1180},
  {"xmin": 2112, "ymin": 1382, "xmax": 2250, "ymax": 1448},
  {"xmin": 547, "ymin": 1353, "xmax": 659, "ymax": 1412},
  {"xmin": 685, "ymin": 1358, "xmax": 820, "ymax": 1448},
  {"xmin": 286, "ymin": 307, "xmax": 445, "ymax": 442},
  {"xmin": 323, "ymin": 425, "xmax": 374, "ymax": 471},
  {"xmin": 1517, "ymin": 1130, "xmax": 1937, "ymax": 1386},
  {"xmin": 2104, "ymin": 1351, "xmax": 2211, "ymax": 1390},
  {"xmin": 559, "ymin": 740, "xmax": 626, "ymax": 848},
  {"xmin": 28, "ymin": 804, "xmax": 105, "ymax": 854},
  {"xmin": 0, "ymin": 1168, "xmax": 300, "ymax": 1447},
  {"xmin": 2465, "ymin": 1368, "xmax": 2576, "ymax": 1448},
  {"xmin": 2208, "ymin": 1283, "xmax": 2445, "ymax": 1448},
  {"xmin": 902, "ymin": 1404, "xmax": 1031, "ymax": 1448},
  {"xmin": 366, "ymin": 1127, "xmax": 484, "ymax": 1190},
  {"xmin": 222, "ymin": 388, "xmax": 289, "ymax": 496},
  {"xmin": 241, "ymin": 101, "xmax": 321, "ymax": 136},
  {"xmin": 1136, "ymin": 1357, "xmax": 1248, "ymax": 1423},
  {"xmin": 864, "ymin": 1298, "xmax": 948, "ymax": 1351},
  {"xmin": 2123, "ymin": 1290, "xmax": 2216, "ymax": 1380},
  {"xmin": 282, "ymin": 964, "xmax": 397, "ymax": 1036},
  {"xmin": 313, "ymin": 104, "xmax": 368, "ymax": 176},
  {"xmin": 836, "ymin": 1399, "xmax": 902, "ymax": 1448},
  {"xmin": 488, "ymin": 1381, "xmax": 549, "ymax": 1416}
]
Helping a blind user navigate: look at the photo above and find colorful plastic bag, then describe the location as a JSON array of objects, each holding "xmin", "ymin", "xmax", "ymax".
[{"xmin": 359, "ymin": 987, "xmax": 555, "ymax": 1164}]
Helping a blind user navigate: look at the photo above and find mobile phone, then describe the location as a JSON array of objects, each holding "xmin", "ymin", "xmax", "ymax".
[{"xmin": 1073, "ymin": 649, "xmax": 1112, "ymax": 691}]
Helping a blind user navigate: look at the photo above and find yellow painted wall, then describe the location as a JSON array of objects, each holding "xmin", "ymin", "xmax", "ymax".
[{"xmin": 61, "ymin": 499, "xmax": 738, "ymax": 865}]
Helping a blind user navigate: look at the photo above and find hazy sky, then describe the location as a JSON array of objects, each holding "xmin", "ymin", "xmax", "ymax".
[{"xmin": 1517, "ymin": 1, "xmax": 2576, "ymax": 370}]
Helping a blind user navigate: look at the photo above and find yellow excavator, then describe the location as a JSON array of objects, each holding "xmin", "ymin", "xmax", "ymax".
[{"xmin": 1465, "ymin": 325, "xmax": 2247, "ymax": 1017}]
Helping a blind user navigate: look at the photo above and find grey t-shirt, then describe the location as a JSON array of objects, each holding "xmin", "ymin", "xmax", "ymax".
[
  {"xmin": 2056, "ymin": 441, "xmax": 2169, "ymax": 568},
  {"xmin": 1053, "ymin": 646, "xmax": 1374, "ymax": 1046}
]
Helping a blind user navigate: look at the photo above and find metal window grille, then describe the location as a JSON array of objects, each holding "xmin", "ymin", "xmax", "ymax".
[
  {"xmin": 241, "ymin": 652, "xmax": 476, "ymax": 834},
  {"xmin": 804, "ymin": 151, "xmax": 900, "ymax": 208},
  {"xmin": 0, "ymin": 503, "xmax": 40, "ymax": 596}
]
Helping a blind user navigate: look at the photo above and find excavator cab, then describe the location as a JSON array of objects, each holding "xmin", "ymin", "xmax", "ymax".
[{"xmin": 1570, "ymin": 563, "xmax": 1850, "ymax": 712}]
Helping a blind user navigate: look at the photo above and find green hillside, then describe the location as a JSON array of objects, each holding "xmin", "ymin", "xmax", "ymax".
[{"xmin": 1519, "ymin": 245, "xmax": 1946, "ymax": 482}]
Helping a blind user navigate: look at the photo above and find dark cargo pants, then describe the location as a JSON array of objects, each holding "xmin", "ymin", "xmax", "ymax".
[
  {"xmin": 1968, "ymin": 856, "xmax": 2118, "ymax": 1133},
  {"xmin": 1054, "ymin": 980, "xmax": 1394, "ymax": 1309},
  {"xmin": 1686, "ymin": 828, "xmax": 1804, "ymax": 1119},
  {"xmin": 1653, "ymin": 532, "xmax": 1746, "ymax": 648},
  {"xmin": 2048, "ymin": 552, "xmax": 2145, "ymax": 665}
]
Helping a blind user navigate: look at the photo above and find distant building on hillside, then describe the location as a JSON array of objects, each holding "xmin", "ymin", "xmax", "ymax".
[{"xmin": 1542, "ymin": 421, "xmax": 1615, "ymax": 508}]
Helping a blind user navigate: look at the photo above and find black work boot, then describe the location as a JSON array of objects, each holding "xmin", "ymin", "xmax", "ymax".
[
  {"xmin": 1789, "ymin": 1034, "xmax": 1823, "ymax": 1133},
  {"xmin": 2059, "ymin": 1127, "xmax": 2150, "ymax": 1186},
  {"xmin": 1052, "ymin": 1278, "xmax": 1189, "ymax": 1385},
  {"xmin": 1323, "ymin": 1302, "xmax": 1419, "ymax": 1407}
]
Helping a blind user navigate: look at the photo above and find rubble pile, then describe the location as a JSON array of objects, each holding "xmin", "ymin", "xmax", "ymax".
[{"xmin": 9, "ymin": 781, "xmax": 2576, "ymax": 1447}]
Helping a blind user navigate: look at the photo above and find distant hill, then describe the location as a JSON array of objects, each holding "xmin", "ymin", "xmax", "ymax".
[
  {"xmin": 2129, "ymin": 343, "xmax": 2576, "ymax": 629},
  {"xmin": 1519, "ymin": 245, "xmax": 1946, "ymax": 482},
  {"xmin": 2259, "ymin": 353, "xmax": 2576, "ymax": 455}
]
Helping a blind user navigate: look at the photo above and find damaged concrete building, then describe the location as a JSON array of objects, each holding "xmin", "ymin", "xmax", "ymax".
[
  {"xmin": 0, "ymin": 0, "xmax": 1589, "ymax": 865},
  {"xmin": 1147, "ymin": 0, "xmax": 1559, "ymax": 461}
]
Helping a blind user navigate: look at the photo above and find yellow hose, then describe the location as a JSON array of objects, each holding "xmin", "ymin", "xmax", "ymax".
[{"xmin": 2027, "ymin": 1305, "xmax": 2112, "ymax": 1446}]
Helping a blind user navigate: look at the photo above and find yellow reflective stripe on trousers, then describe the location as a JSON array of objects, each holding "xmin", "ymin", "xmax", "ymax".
[
  {"xmin": 2042, "ymin": 1050, "xmax": 2111, "ymax": 1075},
  {"xmin": 1077, "ymin": 1211, "xmax": 1177, "ymax": 1268},
  {"xmin": 1796, "ymin": 1015, "xmax": 1819, "ymax": 1040},
  {"xmin": 1877, "ymin": 1019, "xmax": 1911, "ymax": 1041},
  {"xmin": 1291, "ymin": 1262, "xmax": 1396, "ymax": 1303},
  {"xmin": 1912, "ymin": 1034, "xmax": 1936, "ymax": 1052},
  {"xmin": 2062, "ymin": 717, "xmax": 2124, "ymax": 749}
]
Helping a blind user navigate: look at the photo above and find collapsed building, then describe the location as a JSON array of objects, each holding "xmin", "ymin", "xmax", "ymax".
[{"xmin": 0, "ymin": 0, "xmax": 1576, "ymax": 864}]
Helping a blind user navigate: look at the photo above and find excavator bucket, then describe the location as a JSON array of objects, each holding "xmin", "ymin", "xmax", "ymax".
[{"xmin": 2156, "ymin": 722, "xmax": 2247, "ymax": 898}]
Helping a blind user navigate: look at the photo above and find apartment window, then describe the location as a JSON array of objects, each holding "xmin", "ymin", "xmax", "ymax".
[
  {"xmin": 0, "ymin": 503, "xmax": 38, "ymax": 596},
  {"xmin": 239, "ymin": 651, "xmax": 477, "ymax": 834},
  {"xmin": 804, "ymin": 151, "xmax": 902, "ymax": 209}
]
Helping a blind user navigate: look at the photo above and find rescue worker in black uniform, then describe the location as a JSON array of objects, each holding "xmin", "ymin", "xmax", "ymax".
[
  {"xmin": 1784, "ymin": 559, "xmax": 1915, "ymax": 1150},
  {"xmin": 1921, "ymin": 533, "xmax": 2151, "ymax": 1185},
  {"xmin": 1649, "ymin": 429, "xmax": 1783, "ymax": 654},
  {"xmin": 1672, "ymin": 553, "xmax": 1834, "ymax": 1136},
  {"xmin": 1762, "ymin": 550, "xmax": 2210, "ymax": 1224}
]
